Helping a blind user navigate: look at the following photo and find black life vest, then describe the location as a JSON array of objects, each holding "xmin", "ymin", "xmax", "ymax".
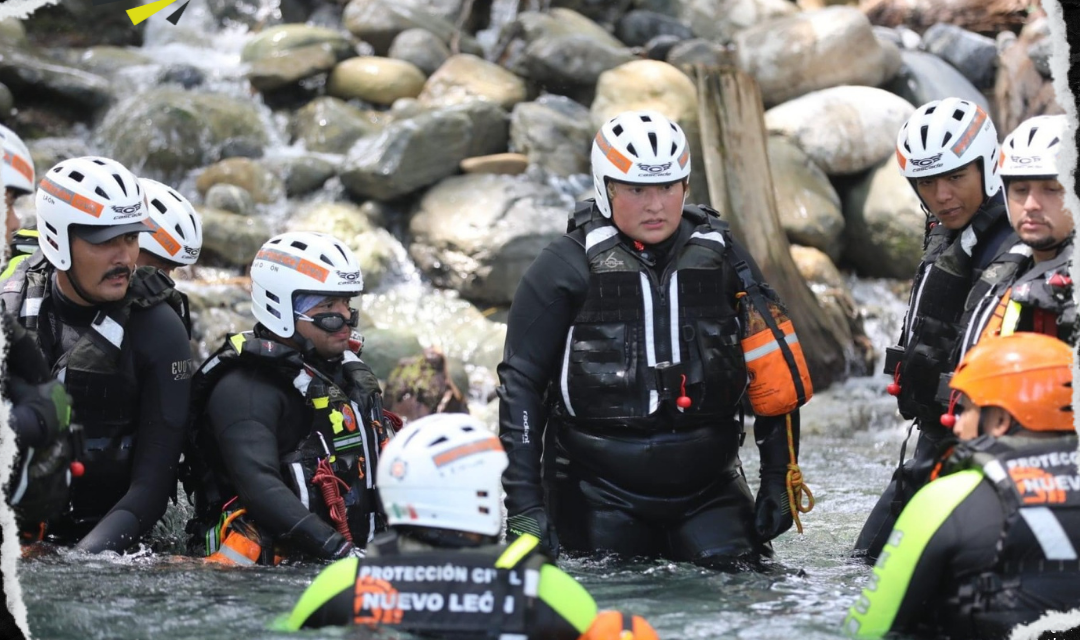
[
  {"xmin": 184, "ymin": 330, "xmax": 391, "ymax": 550},
  {"xmin": 942, "ymin": 434, "xmax": 1080, "ymax": 639},
  {"xmin": 0, "ymin": 252, "xmax": 185, "ymax": 527},
  {"xmin": 884, "ymin": 201, "xmax": 1011, "ymax": 429},
  {"xmin": 345, "ymin": 531, "xmax": 547, "ymax": 638}
]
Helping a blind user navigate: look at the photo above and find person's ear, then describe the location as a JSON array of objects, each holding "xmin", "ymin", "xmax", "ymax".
[{"xmin": 985, "ymin": 406, "xmax": 1015, "ymax": 437}]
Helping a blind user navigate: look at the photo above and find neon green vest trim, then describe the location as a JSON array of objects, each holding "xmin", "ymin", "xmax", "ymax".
[
  {"xmin": 538, "ymin": 564, "xmax": 598, "ymax": 633},
  {"xmin": 843, "ymin": 470, "xmax": 984, "ymax": 638},
  {"xmin": 282, "ymin": 556, "xmax": 359, "ymax": 631},
  {"xmin": 496, "ymin": 533, "xmax": 539, "ymax": 569},
  {"xmin": 0, "ymin": 253, "xmax": 29, "ymax": 280}
]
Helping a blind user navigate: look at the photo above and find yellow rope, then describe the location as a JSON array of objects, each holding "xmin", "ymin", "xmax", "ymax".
[{"xmin": 784, "ymin": 414, "xmax": 814, "ymax": 533}]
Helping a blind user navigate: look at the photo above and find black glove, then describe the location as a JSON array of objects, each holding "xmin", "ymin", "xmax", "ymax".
[
  {"xmin": 8, "ymin": 376, "xmax": 72, "ymax": 447},
  {"xmin": 506, "ymin": 506, "xmax": 559, "ymax": 559},
  {"xmin": 754, "ymin": 471, "xmax": 793, "ymax": 543},
  {"xmin": 754, "ymin": 413, "xmax": 807, "ymax": 543}
]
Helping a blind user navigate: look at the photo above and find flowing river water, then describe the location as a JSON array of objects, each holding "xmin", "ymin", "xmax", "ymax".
[{"xmin": 12, "ymin": 3, "xmax": 926, "ymax": 637}]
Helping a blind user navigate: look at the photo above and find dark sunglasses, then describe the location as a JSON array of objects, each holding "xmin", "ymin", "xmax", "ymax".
[{"xmin": 296, "ymin": 308, "xmax": 360, "ymax": 332}]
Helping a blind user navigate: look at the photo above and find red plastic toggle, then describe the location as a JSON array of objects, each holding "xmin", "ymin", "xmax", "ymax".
[
  {"xmin": 70, "ymin": 461, "xmax": 85, "ymax": 477},
  {"xmin": 633, "ymin": 240, "xmax": 645, "ymax": 251},
  {"xmin": 1048, "ymin": 273, "xmax": 1072, "ymax": 288},
  {"xmin": 887, "ymin": 363, "xmax": 901, "ymax": 396},
  {"xmin": 676, "ymin": 374, "xmax": 692, "ymax": 409},
  {"xmin": 939, "ymin": 390, "xmax": 961, "ymax": 428}
]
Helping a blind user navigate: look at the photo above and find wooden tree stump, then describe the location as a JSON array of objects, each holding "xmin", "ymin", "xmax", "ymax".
[{"xmin": 693, "ymin": 63, "xmax": 851, "ymax": 389}]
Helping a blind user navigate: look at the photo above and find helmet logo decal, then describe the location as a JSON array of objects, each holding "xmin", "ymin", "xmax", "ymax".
[
  {"xmin": 389, "ymin": 458, "xmax": 407, "ymax": 479},
  {"xmin": 39, "ymin": 176, "xmax": 104, "ymax": 218},
  {"xmin": 910, "ymin": 153, "xmax": 943, "ymax": 167},
  {"xmin": 254, "ymin": 247, "xmax": 329, "ymax": 282},
  {"xmin": 432, "ymin": 437, "xmax": 502, "ymax": 468},
  {"xmin": 950, "ymin": 107, "xmax": 988, "ymax": 158},
  {"xmin": 3, "ymin": 151, "xmax": 33, "ymax": 181},
  {"xmin": 637, "ymin": 162, "xmax": 672, "ymax": 173},
  {"xmin": 147, "ymin": 219, "xmax": 181, "ymax": 256},
  {"xmin": 111, "ymin": 203, "xmax": 142, "ymax": 215},
  {"xmin": 183, "ymin": 246, "xmax": 201, "ymax": 257},
  {"xmin": 337, "ymin": 270, "xmax": 361, "ymax": 282},
  {"xmin": 594, "ymin": 131, "xmax": 632, "ymax": 173},
  {"xmin": 1009, "ymin": 155, "xmax": 1042, "ymax": 165}
]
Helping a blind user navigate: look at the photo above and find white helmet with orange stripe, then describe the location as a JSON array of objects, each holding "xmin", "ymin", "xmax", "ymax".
[
  {"xmin": 138, "ymin": 178, "xmax": 202, "ymax": 267},
  {"xmin": 895, "ymin": 98, "xmax": 1003, "ymax": 200},
  {"xmin": 0, "ymin": 124, "xmax": 34, "ymax": 195},
  {"xmin": 591, "ymin": 110, "xmax": 691, "ymax": 218},
  {"xmin": 250, "ymin": 231, "xmax": 364, "ymax": 337},
  {"xmin": 377, "ymin": 413, "xmax": 508, "ymax": 536},
  {"xmin": 35, "ymin": 156, "xmax": 149, "ymax": 271}
]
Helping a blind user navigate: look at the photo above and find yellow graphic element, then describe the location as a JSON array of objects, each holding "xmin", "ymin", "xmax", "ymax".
[{"xmin": 127, "ymin": 0, "xmax": 181, "ymax": 25}]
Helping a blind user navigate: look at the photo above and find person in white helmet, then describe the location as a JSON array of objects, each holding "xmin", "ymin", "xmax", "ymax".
[
  {"xmin": 182, "ymin": 231, "xmax": 394, "ymax": 565},
  {"xmin": 280, "ymin": 413, "xmax": 622, "ymax": 640},
  {"xmin": 856, "ymin": 98, "xmax": 1017, "ymax": 562},
  {"xmin": 135, "ymin": 178, "xmax": 203, "ymax": 277},
  {"xmin": 955, "ymin": 114, "xmax": 1075, "ymax": 355},
  {"xmin": 0, "ymin": 123, "xmax": 40, "ymax": 268},
  {"xmin": 133, "ymin": 177, "xmax": 202, "ymax": 336},
  {"xmin": 498, "ymin": 111, "xmax": 814, "ymax": 567},
  {"xmin": 0, "ymin": 156, "xmax": 194, "ymax": 553}
]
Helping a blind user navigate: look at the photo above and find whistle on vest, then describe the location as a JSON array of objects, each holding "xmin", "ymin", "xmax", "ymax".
[
  {"xmin": 654, "ymin": 361, "xmax": 692, "ymax": 409},
  {"xmin": 737, "ymin": 294, "xmax": 813, "ymax": 416}
]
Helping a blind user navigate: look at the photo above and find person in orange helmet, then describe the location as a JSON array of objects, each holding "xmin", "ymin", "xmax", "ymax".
[{"xmin": 845, "ymin": 333, "xmax": 1079, "ymax": 639}]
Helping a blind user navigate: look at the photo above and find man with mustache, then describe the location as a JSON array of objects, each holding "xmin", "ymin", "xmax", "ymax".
[
  {"xmin": 855, "ymin": 98, "xmax": 1016, "ymax": 562},
  {"xmin": 0, "ymin": 156, "xmax": 194, "ymax": 553},
  {"xmin": 955, "ymin": 115, "xmax": 1075, "ymax": 355},
  {"xmin": 498, "ymin": 110, "xmax": 813, "ymax": 567}
]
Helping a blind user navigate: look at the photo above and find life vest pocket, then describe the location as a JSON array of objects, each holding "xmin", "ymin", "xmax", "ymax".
[
  {"xmin": 692, "ymin": 317, "xmax": 745, "ymax": 414},
  {"xmin": 563, "ymin": 322, "xmax": 643, "ymax": 419}
]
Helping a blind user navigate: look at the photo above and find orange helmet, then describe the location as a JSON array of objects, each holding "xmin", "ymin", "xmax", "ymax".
[
  {"xmin": 949, "ymin": 333, "xmax": 1074, "ymax": 432},
  {"xmin": 580, "ymin": 611, "xmax": 659, "ymax": 640}
]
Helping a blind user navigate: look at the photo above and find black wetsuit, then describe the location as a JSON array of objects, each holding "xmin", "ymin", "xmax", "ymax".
[
  {"xmin": 21, "ymin": 273, "xmax": 192, "ymax": 553},
  {"xmin": 855, "ymin": 195, "xmax": 1014, "ymax": 561},
  {"xmin": 500, "ymin": 209, "xmax": 795, "ymax": 565},
  {"xmin": 191, "ymin": 345, "xmax": 376, "ymax": 559}
]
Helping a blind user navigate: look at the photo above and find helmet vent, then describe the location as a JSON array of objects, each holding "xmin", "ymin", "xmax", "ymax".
[
  {"xmin": 640, "ymin": 115, "xmax": 652, "ymax": 122},
  {"xmin": 919, "ymin": 125, "xmax": 928, "ymax": 148},
  {"xmin": 174, "ymin": 223, "xmax": 185, "ymax": 239},
  {"xmin": 266, "ymin": 291, "xmax": 279, "ymax": 303},
  {"xmin": 670, "ymin": 142, "xmax": 678, "ymax": 155},
  {"xmin": 952, "ymin": 109, "xmax": 965, "ymax": 121},
  {"xmin": 95, "ymin": 186, "xmax": 108, "ymax": 199},
  {"xmin": 333, "ymin": 244, "xmax": 349, "ymax": 261},
  {"xmin": 648, "ymin": 132, "xmax": 658, "ymax": 155},
  {"xmin": 942, "ymin": 132, "xmax": 953, "ymax": 146},
  {"xmin": 112, "ymin": 174, "xmax": 128, "ymax": 195},
  {"xmin": 91, "ymin": 159, "xmax": 106, "ymax": 166},
  {"xmin": 265, "ymin": 304, "xmax": 281, "ymax": 319},
  {"xmin": 461, "ymin": 425, "xmax": 475, "ymax": 432},
  {"xmin": 626, "ymin": 143, "xmax": 637, "ymax": 156},
  {"xmin": 318, "ymin": 254, "xmax": 331, "ymax": 265},
  {"xmin": 430, "ymin": 436, "xmax": 449, "ymax": 446},
  {"xmin": 612, "ymin": 124, "xmax": 623, "ymax": 136},
  {"xmin": 69, "ymin": 171, "xmax": 85, "ymax": 182},
  {"xmin": 152, "ymin": 199, "xmax": 167, "ymax": 214},
  {"xmin": 1048, "ymin": 136, "xmax": 1060, "ymax": 148},
  {"xmin": 290, "ymin": 241, "xmax": 308, "ymax": 251}
]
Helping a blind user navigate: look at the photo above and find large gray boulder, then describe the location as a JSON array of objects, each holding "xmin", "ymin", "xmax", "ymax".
[
  {"xmin": 515, "ymin": 8, "xmax": 625, "ymax": 50},
  {"xmin": 339, "ymin": 109, "xmax": 473, "ymax": 200},
  {"xmin": 615, "ymin": 10, "xmax": 694, "ymax": 47},
  {"xmin": 327, "ymin": 56, "xmax": 427, "ymax": 105},
  {"xmin": 921, "ymin": 23, "xmax": 997, "ymax": 90},
  {"xmin": 523, "ymin": 35, "xmax": 636, "ymax": 92},
  {"xmin": 418, "ymin": 54, "xmax": 527, "ymax": 110},
  {"xmin": 247, "ymin": 44, "xmax": 340, "ymax": 93},
  {"xmin": 679, "ymin": 0, "xmax": 797, "ymax": 42},
  {"xmin": 0, "ymin": 43, "xmax": 112, "ymax": 110},
  {"xmin": 885, "ymin": 50, "xmax": 989, "ymax": 112},
  {"xmin": 197, "ymin": 206, "xmax": 273, "ymax": 268},
  {"xmin": 96, "ymin": 89, "xmax": 269, "ymax": 182},
  {"xmin": 409, "ymin": 174, "xmax": 570, "ymax": 305},
  {"xmin": 736, "ymin": 6, "xmax": 902, "ymax": 107},
  {"xmin": 442, "ymin": 99, "xmax": 510, "ymax": 158},
  {"xmin": 841, "ymin": 153, "xmax": 925, "ymax": 279},
  {"xmin": 765, "ymin": 86, "xmax": 914, "ymax": 176},
  {"xmin": 388, "ymin": 28, "xmax": 450, "ymax": 76},
  {"xmin": 510, "ymin": 95, "xmax": 593, "ymax": 177},
  {"xmin": 240, "ymin": 24, "xmax": 355, "ymax": 63},
  {"xmin": 291, "ymin": 96, "xmax": 383, "ymax": 155},
  {"xmin": 342, "ymin": 0, "xmax": 482, "ymax": 55},
  {"xmin": 263, "ymin": 155, "xmax": 338, "ymax": 196},
  {"xmin": 767, "ymin": 135, "xmax": 845, "ymax": 261},
  {"xmin": 195, "ymin": 157, "xmax": 284, "ymax": 205}
]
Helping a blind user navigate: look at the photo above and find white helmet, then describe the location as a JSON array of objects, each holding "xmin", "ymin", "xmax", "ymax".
[
  {"xmin": 250, "ymin": 231, "xmax": 364, "ymax": 337},
  {"xmin": 377, "ymin": 413, "xmax": 507, "ymax": 537},
  {"xmin": 896, "ymin": 98, "xmax": 1002, "ymax": 200},
  {"xmin": 138, "ymin": 178, "xmax": 203, "ymax": 266},
  {"xmin": 0, "ymin": 124, "xmax": 34, "ymax": 195},
  {"xmin": 591, "ymin": 110, "xmax": 691, "ymax": 219},
  {"xmin": 1000, "ymin": 115, "xmax": 1067, "ymax": 180},
  {"xmin": 36, "ymin": 156, "xmax": 149, "ymax": 271}
]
